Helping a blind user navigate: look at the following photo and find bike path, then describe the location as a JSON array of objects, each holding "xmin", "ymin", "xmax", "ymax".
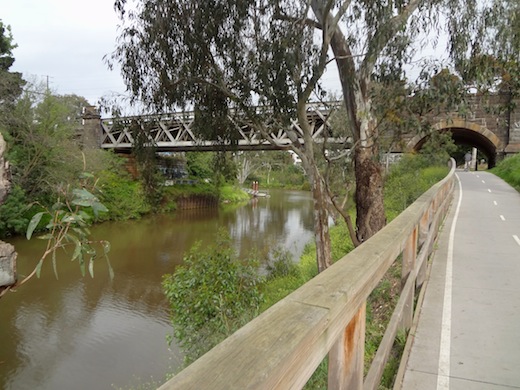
[{"xmin": 399, "ymin": 171, "xmax": 520, "ymax": 390}]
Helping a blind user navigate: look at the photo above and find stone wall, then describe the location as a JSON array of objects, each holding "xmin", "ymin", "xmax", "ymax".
[{"xmin": 505, "ymin": 97, "xmax": 520, "ymax": 153}]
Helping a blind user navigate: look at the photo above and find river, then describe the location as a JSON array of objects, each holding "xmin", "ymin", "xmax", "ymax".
[{"xmin": 0, "ymin": 189, "xmax": 314, "ymax": 390}]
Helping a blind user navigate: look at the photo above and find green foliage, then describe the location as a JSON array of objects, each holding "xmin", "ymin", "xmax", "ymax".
[
  {"xmin": 19, "ymin": 177, "xmax": 112, "ymax": 285},
  {"xmin": 4, "ymin": 88, "xmax": 89, "ymax": 202},
  {"xmin": 491, "ymin": 153, "xmax": 520, "ymax": 191},
  {"xmin": 162, "ymin": 230, "xmax": 263, "ymax": 364},
  {"xmin": 264, "ymin": 247, "xmax": 300, "ymax": 280},
  {"xmin": 130, "ymin": 120, "xmax": 164, "ymax": 207},
  {"xmin": 384, "ymin": 155, "xmax": 449, "ymax": 220},
  {"xmin": 218, "ymin": 184, "xmax": 249, "ymax": 203},
  {"xmin": 213, "ymin": 152, "xmax": 238, "ymax": 186},
  {"xmin": 0, "ymin": 20, "xmax": 25, "ymax": 120},
  {"xmin": 260, "ymin": 220, "xmax": 354, "ymax": 312},
  {"xmin": 243, "ymin": 151, "xmax": 306, "ymax": 190},
  {"xmin": 0, "ymin": 185, "xmax": 30, "ymax": 236},
  {"xmin": 186, "ymin": 152, "xmax": 214, "ymax": 180},
  {"xmin": 419, "ymin": 130, "xmax": 457, "ymax": 166},
  {"xmin": 97, "ymin": 170, "xmax": 150, "ymax": 220}
]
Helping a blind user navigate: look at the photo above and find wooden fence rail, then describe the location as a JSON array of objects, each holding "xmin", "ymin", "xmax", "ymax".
[{"xmin": 158, "ymin": 159, "xmax": 456, "ymax": 390}]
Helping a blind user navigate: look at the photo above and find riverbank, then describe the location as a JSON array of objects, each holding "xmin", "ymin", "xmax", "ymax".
[{"xmin": 161, "ymin": 158, "xmax": 449, "ymax": 389}]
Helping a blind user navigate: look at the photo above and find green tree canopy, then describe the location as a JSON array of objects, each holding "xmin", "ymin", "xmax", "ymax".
[
  {"xmin": 109, "ymin": 0, "xmax": 514, "ymax": 272},
  {"xmin": 0, "ymin": 20, "xmax": 25, "ymax": 128}
]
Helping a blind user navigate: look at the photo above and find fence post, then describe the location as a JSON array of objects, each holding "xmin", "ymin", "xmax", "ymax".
[
  {"xmin": 400, "ymin": 227, "xmax": 417, "ymax": 330},
  {"xmin": 328, "ymin": 303, "xmax": 366, "ymax": 390}
]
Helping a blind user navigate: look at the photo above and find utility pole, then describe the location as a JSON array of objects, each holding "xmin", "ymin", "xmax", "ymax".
[{"xmin": 42, "ymin": 74, "xmax": 53, "ymax": 93}]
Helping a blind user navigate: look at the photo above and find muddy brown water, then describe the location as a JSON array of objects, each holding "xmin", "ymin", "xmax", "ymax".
[{"xmin": 0, "ymin": 189, "xmax": 314, "ymax": 389}]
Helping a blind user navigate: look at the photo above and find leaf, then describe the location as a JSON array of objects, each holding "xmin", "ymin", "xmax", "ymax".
[
  {"xmin": 52, "ymin": 201, "xmax": 65, "ymax": 211},
  {"xmin": 102, "ymin": 240, "xmax": 111, "ymax": 255},
  {"xmin": 79, "ymin": 257, "xmax": 86, "ymax": 277},
  {"xmin": 35, "ymin": 258, "xmax": 44, "ymax": 278},
  {"xmin": 52, "ymin": 250, "xmax": 59, "ymax": 279},
  {"xmin": 71, "ymin": 238, "xmax": 82, "ymax": 262},
  {"xmin": 27, "ymin": 212, "xmax": 45, "ymax": 240},
  {"xmin": 88, "ymin": 258, "xmax": 94, "ymax": 278},
  {"xmin": 91, "ymin": 201, "xmax": 108, "ymax": 218},
  {"xmin": 61, "ymin": 215, "xmax": 78, "ymax": 224},
  {"xmin": 79, "ymin": 172, "xmax": 95, "ymax": 179},
  {"xmin": 72, "ymin": 188, "xmax": 99, "ymax": 207},
  {"xmin": 78, "ymin": 210, "xmax": 92, "ymax": 222},
  {"xmin": 106, "ymin": 257, "xmax": 114, "ymax": 281},
  {"xmin": 103, "ymin": 243, "xmax": 114, "ymax": 281}
]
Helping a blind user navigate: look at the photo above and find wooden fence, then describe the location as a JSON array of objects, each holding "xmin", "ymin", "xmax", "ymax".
[{"xmin": 158, "ymin": 160, "xmax": 456, "ymax": 390}]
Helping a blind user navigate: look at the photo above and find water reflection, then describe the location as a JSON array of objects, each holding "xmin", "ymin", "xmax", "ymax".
[{"xmin": 0, "ymin": 189, "xmax": 313, "ymax": 389}]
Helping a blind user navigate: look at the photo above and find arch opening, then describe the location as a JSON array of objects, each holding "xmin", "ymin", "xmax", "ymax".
[{"xmin": 408, "ymin": 120, "xmax": 501, "ymax": 168}]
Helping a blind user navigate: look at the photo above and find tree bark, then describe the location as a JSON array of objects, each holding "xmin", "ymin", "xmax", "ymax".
[
  {"xmin": 354, "ymin": 144, "xmax": 386, "ymax": 243},
  {"xmin": 310, "ymin": 166, "xmax": 332, "ymax": 273}
]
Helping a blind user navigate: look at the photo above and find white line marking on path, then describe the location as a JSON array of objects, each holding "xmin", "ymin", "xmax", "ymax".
[
  {"xmin": 437, "ymin": 174, "xmax": 462, "ymax": 390},
  {"xmin": 514, "ymin": 235, "xmax": 520, "ymax": 247},
  {"xmin": 488, "ymin": 189, "xmax": 492, "ymax": 193},
  {"xmin": 500, "ymin": 215, "xmax": 505, "ymax": 221},
  {"xmin": 482, "ymin": 180, "xmax": 486, "ymax": 184},
  {"xmin": 494, "ymin": 201, "xmax": 498, "ymax": 206}
]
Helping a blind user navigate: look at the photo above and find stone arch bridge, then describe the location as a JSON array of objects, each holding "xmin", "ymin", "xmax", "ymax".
[{"xmin": 81, "ymin": 93, "xmax": 520, "ymax": 167}]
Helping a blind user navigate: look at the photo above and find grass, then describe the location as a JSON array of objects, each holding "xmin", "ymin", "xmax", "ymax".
[{"xmin": 491, "ymin": 153, "xmax": 520, "ymax": 192}]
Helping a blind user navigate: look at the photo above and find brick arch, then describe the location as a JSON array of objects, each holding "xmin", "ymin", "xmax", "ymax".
[{"xmin": 406, "ymin": 118, "xmax": 503, "ymax": 167}]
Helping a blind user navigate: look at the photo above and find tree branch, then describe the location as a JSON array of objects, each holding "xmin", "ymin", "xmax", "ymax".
[{"xmin": 360, "ymin": 0, "xmax": 422, "ymax": 81}]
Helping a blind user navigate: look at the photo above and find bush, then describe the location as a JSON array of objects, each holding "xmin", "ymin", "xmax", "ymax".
[
  {"xmin": 384, "ymin": 154, "xmax": 448, "ymax": 220},
  {"xmin": 162, "ymin": 230, "xmax": 263, "ymax": 364},
  {"xmin": 264, "ymin": 247, "xmax": 300, "ymax": 280},
  {"xmin": 97, "ymin": 170, "xmax": 150, "ymax": 220},
  {"xmin": 219, "ymin": 184, "xmax": 250, "ymax": 203},
  {"xmin": 492, "ymin": 153, "xmax": 520, "ymax": 190},
  {"xmin": 0, "ymin": 185, "xmax": 30, "ymax": 237}
]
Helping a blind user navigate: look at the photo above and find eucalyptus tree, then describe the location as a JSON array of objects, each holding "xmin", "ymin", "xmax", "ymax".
[
  {"xmin": 0, "ymin": 20, "xmax": 24, "ymax": 201},
  {"xmin": 450, "ymin": 0, "xmax": 519, "ymax": 95},
  {"xmin": 110, "ymin": 0, "xmax": 507, "ymax": 272},
  {"xmin": 0, "ymin": 20, "xmax": 24, "ymax": 119}
]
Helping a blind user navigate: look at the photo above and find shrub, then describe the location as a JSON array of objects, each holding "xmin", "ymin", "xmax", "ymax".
[
  {"xmin": 0, "ymin": 185, "xmax": 30, "ymax": 237},
  {"xmin": 264, "ymin": 247, "xmax": 300, "ymax": 280},
  {"xmin": 384, "ymin": 154, "xmax": 448, "ymax": 220},
  {"xmin": 492, "ymin": 153, "xmax": 520, "ymax": 190},
  {"xmin": 97, "ymin": 171, "xmax": 150, "ymax": 220},
  {"xmin": 162, "ymin": 230, "xmax": 263, "ymax": 364}
]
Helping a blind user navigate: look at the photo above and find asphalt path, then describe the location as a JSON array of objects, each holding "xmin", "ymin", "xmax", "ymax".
[{"xmin": 399, "ymin": 170, "xmax": 520, "ymax": 390}]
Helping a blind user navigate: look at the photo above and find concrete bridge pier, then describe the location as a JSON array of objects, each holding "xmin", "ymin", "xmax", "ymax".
[{"xmin": 81, "ymin": 106, "xmax": 102, "ymax": 149}]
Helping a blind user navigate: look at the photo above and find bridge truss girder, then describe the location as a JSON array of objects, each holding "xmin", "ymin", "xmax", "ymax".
[{"xmin": 100, "ymin": 103, "xmax": 350, "ymax": 153}]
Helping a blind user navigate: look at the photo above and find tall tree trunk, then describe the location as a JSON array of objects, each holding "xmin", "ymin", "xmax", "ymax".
[
  {"xmin": 310, "ymin": 166, "xmax": 332, "ymax": 272},
  {"xmin": 354, "ymin": 144, "xmax": 386, "ymax": 243}
]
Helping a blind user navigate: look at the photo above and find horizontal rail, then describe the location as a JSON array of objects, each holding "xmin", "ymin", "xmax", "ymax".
[{"xmin": 158, "ymin": 160, "xmax": 456, "ymax": 390}]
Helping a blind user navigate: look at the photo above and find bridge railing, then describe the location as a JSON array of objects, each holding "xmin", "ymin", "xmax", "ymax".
[{"xmin": 158, "ymin": 160, "xmax": 456, "ymax": 390}]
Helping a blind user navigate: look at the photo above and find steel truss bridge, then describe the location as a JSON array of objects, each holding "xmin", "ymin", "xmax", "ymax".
[{"xmin": 99, "ymin": 102, "xmax": 349, "ymax": 153}]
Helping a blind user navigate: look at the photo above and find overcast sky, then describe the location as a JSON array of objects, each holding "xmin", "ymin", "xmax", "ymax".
[
  {"xmin": 3, "ymin": 1, "xmax": 446, "ymax": 115},
  {"xmin": 1, "ymin": 0, "xmax": 127, "ymax": 107},
  {"xmin": 1, "ymin": 0, "xmax": 345, "ymax": 114}
]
